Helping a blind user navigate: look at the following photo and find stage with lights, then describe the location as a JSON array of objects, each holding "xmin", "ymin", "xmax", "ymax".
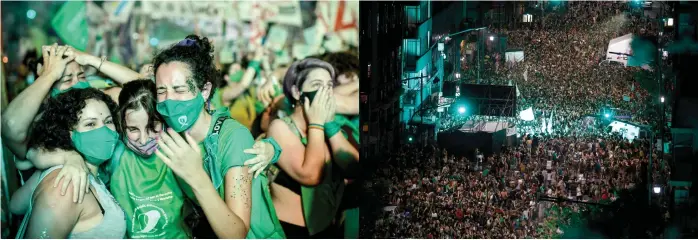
[{"xmin": 438, "ymin": 120, "xmax": 517, "ymax": 159}]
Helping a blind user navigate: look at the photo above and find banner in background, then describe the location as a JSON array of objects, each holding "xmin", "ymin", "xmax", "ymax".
[
  {"xmin": 265, "ymin": 25, "xmax": 290, "ymax": 51},
  {"xmin": 141, "ymin": 1, "xmax": 236, "ymax": 21},
  {"xmin": 237, "ymin": 1, "xmax": 303, "ymax": 27},
  {"xmin": 51, "ymin": 1, "xmax": 89, "ymax": 51},
  {"xmin": 316, "ymin": 1, "xmax": 359, "ymax": 47},
  {"xmin": 103, "ymin": 0, "xmax": 135, "ymax": 24}
]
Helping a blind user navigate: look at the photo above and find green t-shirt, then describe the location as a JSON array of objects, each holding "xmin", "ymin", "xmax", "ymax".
[
  {"xmin": 109, "ymin": 143, "xmax": 189, "ymax": 239},
  {"xmin": 178, "ymin": 108, "xmax": 284, "ymax": 239}
]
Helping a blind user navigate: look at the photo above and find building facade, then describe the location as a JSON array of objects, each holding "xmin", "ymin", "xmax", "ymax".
[{"xmin": 360, "ymin": 1, "xmax": 405, "ymax": 159}]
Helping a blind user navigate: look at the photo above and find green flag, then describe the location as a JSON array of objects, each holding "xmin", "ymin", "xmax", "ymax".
[{"xmin": 51, "ymin": 2, "xmax": 89, "ymax": 51}]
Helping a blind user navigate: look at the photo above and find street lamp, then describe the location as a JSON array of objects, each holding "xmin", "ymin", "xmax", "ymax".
[
  {"xmin": 455, "ymin": 73, "xmax": 461, "ymax": 79},
  {"xmin": 458, "ymin": 107, "xmax": 466, "ymax": 114},
  {"xmin": 653, "ymin": 186, "xmax": 661, "ymax": 194},
  {"xmin": 660, "ymin": 96, "xmax": 665, "ymax": 103},
  {"xmin": 489, "ymin": 36, "xmax": 494, "ymax": 41}
]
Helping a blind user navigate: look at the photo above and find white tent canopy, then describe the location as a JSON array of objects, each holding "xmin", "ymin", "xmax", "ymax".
[{"xmin": 606, "ymin": 33, "xmax": 634, "ymax": 66}]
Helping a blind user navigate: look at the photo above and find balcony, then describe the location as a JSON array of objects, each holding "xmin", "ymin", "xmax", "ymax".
[{"xmin": 403, "ymin": 55, "xmax": 417, "ymax": 72}]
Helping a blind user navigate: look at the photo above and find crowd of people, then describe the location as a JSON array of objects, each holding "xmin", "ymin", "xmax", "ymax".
[
  {"xmin": 2, "ymin": 33, "xmax": 359, "ymax": 239},
  {"xmin": 369, "ymin": 131, "xmax": 669, "ymax": 238},
  {"xmin": 440, "ymin": 1, "xmax": 671, "ymax": 135},
  {"xmin": 368, "ymin": 2, "xmax": 672, "ymax": 239}
]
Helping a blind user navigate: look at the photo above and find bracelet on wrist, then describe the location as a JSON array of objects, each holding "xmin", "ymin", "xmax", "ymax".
[
  {"xmin": 309, "ymin": 125, "xmax": 325, "ymax": 131},
  {"xmin": 98, "ymin": 56, "xmax": 106, "ymax": 71}
]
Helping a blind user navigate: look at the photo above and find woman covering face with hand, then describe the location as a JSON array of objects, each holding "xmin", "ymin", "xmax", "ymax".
[
  {"xmin": 265, "ymin": 58, "xmax": 359, "ymax": 238},
  {"xmin": 16, "ymin": 88, "xmax": 126, "ymax": 239},
  {"xmin": 152, "ymin": 35, "xmax": 283, "ymax": 239}
]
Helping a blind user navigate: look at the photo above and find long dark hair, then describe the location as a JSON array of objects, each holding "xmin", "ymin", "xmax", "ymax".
[
  {"xmin": 29, "ymin": 88, "xmax": 119, "ymax": 151},
  {"xmin": 116, "ymin": 79, "xmax": 164, "ymax": 136},
  {"xmin": 153, "ymin": 35, "xmax": 221, "ymax": 101}
]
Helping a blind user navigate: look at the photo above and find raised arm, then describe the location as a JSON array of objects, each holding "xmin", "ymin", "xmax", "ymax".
[
  {"xmin": 26, "ymin": 148, "xmax": 82, "ymax": 170},
  {"xmin": 220, "ymin": 49, "xmax": 265, "ymax": 105},
  {"xmin": 1, "ymin": 45, "xmax": 74, "ymax": 159},
  {"xmin": 65, "ymin": 46, "xmax": 144, "ymax": 85},
  {"xmin": 277, "ymin": 116, "xmax": 333, "ymax": 186}
]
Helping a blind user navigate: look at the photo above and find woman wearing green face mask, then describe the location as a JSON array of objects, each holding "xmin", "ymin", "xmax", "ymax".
[
  {"xmin": 265, "ymin": 58, "xmax": 360, "ymax": 238},
  {"xmin": 10, "ymin": 79, "xmax": 281, "ymax": 238},
  {"xmin": 151, "ymin": 35, "xmax": 283, "ymax": 239},
  {"xmin": 2, "ymin": 44, "xmax": 145, "ymax": 204},
  {"xmin": 16, "ymin": 88, "xmax": 126, "ymax": 239},
  {"xmin": 112, "ymin": 79, "xmax": 278, "ymax": 238}
]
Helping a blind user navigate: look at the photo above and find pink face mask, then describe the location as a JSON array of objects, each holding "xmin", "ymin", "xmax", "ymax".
[{"xmin": 125, "ymin": 137, "xmax": 158, "ymax": 157}]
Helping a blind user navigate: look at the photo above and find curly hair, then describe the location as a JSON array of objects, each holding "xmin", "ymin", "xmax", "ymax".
[
  {"xmin": 282, "ymin": 58, "xmax": 337, "ymax": 104},
  {"xmin": 28, "ymin": 88, "xmax": 119, "ymax": 152},
  {"xmin": 117, "ymin": 79, "xmax": 164, "ymax": 136},
  {"xmin": 153, "ymin": 35, "xmax": 221, "ymax": 101}
]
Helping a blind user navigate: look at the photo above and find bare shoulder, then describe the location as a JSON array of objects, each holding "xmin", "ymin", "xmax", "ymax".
[
  {"xmin": 267, "ymin": 119, "xmax": 292, "ymax": 138},
  {"xmin": 32, "ymin": 170, "xmax": 81, "ymax": 212}
]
